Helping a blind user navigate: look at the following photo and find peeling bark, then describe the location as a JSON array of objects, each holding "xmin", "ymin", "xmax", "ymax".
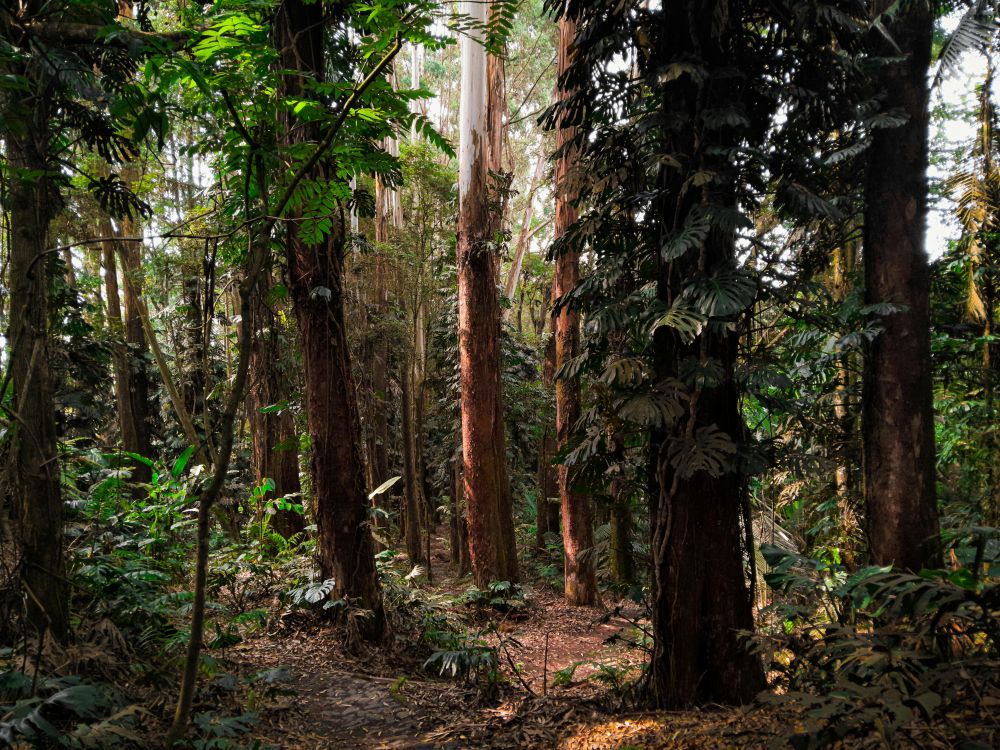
[{"xmin": 457, "ymin": 0, "xmax": 519, "ymax": 586}]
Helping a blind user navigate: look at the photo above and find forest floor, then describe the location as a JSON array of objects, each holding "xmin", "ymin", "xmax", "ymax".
[{"xmin": 224, "ymin": 527, "xmax": 789, "ymax": 750}]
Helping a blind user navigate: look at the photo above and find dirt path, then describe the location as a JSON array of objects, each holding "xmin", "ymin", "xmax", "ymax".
[{"xmin": 232, "ymin": 541, "xmax": 642, "ymax": 749}]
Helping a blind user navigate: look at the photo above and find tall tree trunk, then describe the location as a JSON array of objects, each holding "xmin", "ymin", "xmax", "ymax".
[
  {"xmin": 609, "ymin": 484, "xmax": 634, "ymax": 585},
  {"xmin": 6, "ymin": 94, "xmax": 69, "ymax": 641},
  {"xmin": 276, "ymin": 0, "xmax": 384, "ymax": 635},
  {"xmin": 363, "ymin": 161, "xmax": 391, "ymax": 497},
  {"xmin": 247, "ymin": 272, "xmax": 304, "ymax": 537},
  {"xmin": 61, "ymin": 247, "xmax": 77, "ymax": 289},
  {"xmin": 862, "ymin": 0, "xmax": 941, "ymax": 572},
  {"xmin": 101, "ymin": 220, "xmax": 139, "ymax": 466},
  {"xmin": 537, "ymin": 308, "xmax": 561, "ymax": 552},
  {"xmin": 830, "ymin": 242, "xmax": 860, "ymax": 562},
  {"xmin": 457, "ymin": 0, "xmax": 518, "ymax": 586},
  {"xmin": 117, "ymin": 218, "xmax": 154, "ymax": 483},
  {"xmin": 400, "ymin": 359, "xmax": 425, "ymax": 564},
  {"xmin": 645, "ymin": 2, "xmax": 764, "ymax": 708},
  {"xmin": 97, "ymin": 216, "xmax": 153, "ymax": 492},
  {"xmin": 554, "ymin": 15, "xmax": 596, "ymax": 606}
]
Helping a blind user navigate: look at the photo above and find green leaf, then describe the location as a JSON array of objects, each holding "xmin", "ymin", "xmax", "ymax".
[{"xmin": 171, "ymin": 446, "xmax": 195, "ymax": 479}]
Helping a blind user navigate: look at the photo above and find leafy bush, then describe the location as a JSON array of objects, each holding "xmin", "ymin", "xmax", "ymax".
[
  {"xmin": 459, "ymin": 581, "xmax": 528, "ymax": 614},
  {"xmin": 757, "ymin": 544, "xmax": 999, "ymax": 749},
  {"xmin": 0, "ymin": 671, "xmax": 147, "ymax": 748}
]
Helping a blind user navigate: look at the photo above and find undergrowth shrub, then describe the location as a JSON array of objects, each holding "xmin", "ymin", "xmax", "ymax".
[
  {"xmin": 757, "ymin": 533, "xmax": 999, "ymax": 749},
  {"xmin": 0, "ymin": 670, "xmax": 147, "ymax": 748}
]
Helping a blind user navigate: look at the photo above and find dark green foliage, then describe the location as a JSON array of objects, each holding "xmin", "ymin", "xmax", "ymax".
[
  {"xmin": 0, "ymin": 672, "xmax": 146, "ymax": 748},
  {"xmin": 759, "ymin": 542, "xmax": 999, "ymax": 748}
]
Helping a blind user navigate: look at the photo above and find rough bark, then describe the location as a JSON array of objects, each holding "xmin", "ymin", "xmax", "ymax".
[
  {"xmin": 6, "ymin": 94, "xmax": 69, "ymax": 641},
  {"xmin": 554, "ymin": 14, "xmax": 596, "ymax": 606},
  {"xmin": 862, "ymin": 0, "xmax": 941, "ymax": 572},
  {"xmin": 645, "ymin": 2, "xmax": 764, "ymax": 707},
  {"xmin": 276, "ymin": 0, "xmax": 385, "ymax": 636},
  {"xmin": 247, "ymin": 272, "xmax": 304, "ymax": 537},
  {"xmin": 457, "ymin": 0, "xmax": 518, "ymax": 586},
  {"xmin": 649, "ymin": 296, "xmax": 763, "ymax": 707}
]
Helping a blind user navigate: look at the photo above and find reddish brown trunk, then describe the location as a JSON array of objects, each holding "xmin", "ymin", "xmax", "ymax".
[
  {"xmin": 247, "ymin": 274, "xmax": 304, "ymax": 537},
  {"xmin": 862, "ymin": 0, "xmax": 941, "ymax": 572},
  {"xmin": 457, "ymin": 0, "xmax": 518, "ymax": 587},
  {"xmin": 554, "ymin": 15, "xmax": 596, "ymax": 606},
  {"xmin": 276, "ymin": 0, "xmax": 384, "ymax": 635}
]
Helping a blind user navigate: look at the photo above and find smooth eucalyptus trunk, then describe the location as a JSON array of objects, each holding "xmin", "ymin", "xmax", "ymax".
[
  {"xmin": 862, "ymin": 0, "xmax": 941, "ymax": 572},
  {"xmin": 554, "ymin": 14, "xmax": 596, "ymax": 606},
  {"xmin": 457, "ymin": 0, "xmax": 518, "ymax": 586}
]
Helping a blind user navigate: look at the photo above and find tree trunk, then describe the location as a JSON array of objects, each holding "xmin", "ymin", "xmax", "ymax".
[
  {"xmin": 862, "ymin": 0, "xmax": 941, "ymax": 572},
  {"xmin": 6, "ymin": 94, "xmax": 69, "ymax": 642},
  {"xmin": 450, "ymin": 430, "xmax": 470, "ymax": 575},
  {"xmin": 536, "ymin": 318, "xmax": 561, "ymax": 552},
  {"xmin": 61, "ymin": 247, "xmax": 77, "ymax": 289},
  {"xmin": 830, "ymin": 242, "xmax": 860, "ymax": 563},
  {"xmin": 645, "ymin": 1, "xmax": 764, "ymax": 707},
  {"xmin": 117, "ymin": 218, "xmax": 154, "ymax": 483},
  {"xmin": 400, "ymin": 359, "xmax": 425, "ymax": 564},
  {"xmin": 362, "ymin": 171, "xmax": 390, "ymax": 501},
  {"xmin": 247, "ymin": 272, "xmax": 304, "ymax": 537},
  {"xmin": 649, "ymin": 290, "xmax": 763, "ymax": 707},
  {"xmin": 457, "ymin": 0, "xmax": 518, "ymax": 586},
  {"xmin": 554, "ymin": 15, "xmax": 596, "ymax": 606},
  {"xmin": 276, "ymin": 0, "xmax": 384, "ymax": 636},
  {"xmin": 99, "ymin": 211, "xmax": 154, "ymax": 486}
]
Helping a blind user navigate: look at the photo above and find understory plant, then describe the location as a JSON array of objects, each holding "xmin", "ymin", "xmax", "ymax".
[{"xmin": 757, "ymin": 535, "xmax": 1000, "ymax": 749}]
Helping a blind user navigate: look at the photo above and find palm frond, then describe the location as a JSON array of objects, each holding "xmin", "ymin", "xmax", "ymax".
[{"xmin": 933, "ymin": 1, "xmax": 998, "ymax": 89}]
